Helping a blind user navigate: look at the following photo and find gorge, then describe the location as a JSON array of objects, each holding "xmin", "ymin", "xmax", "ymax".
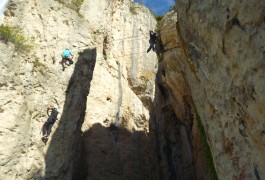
[{"xmin": 0, "ymin": 0, "xmax": 264, "ymax": 179}]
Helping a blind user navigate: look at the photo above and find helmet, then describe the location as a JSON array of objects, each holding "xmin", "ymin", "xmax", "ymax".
[{"xmin": 48, "ymin": 104, "xmax": 54, "ymax": 109}]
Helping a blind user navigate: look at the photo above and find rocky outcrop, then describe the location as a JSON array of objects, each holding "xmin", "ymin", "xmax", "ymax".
[
  {"xmin": 2, "ymin": 0, "xmax": 262, "ymax": 179},
  {"xmin": 156, "ymin": 11, "xmax": 215, "ymax": 179},
  {"xmin": 174, "ymin": 0, "xmax": 265, "ymax": 179},
  {"xmin": 0, "ymin": 0, "xmax": 158, "ymax": 179}
]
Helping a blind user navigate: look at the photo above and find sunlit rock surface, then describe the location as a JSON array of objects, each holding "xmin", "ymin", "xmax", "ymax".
[
  {"xmin": 0, "ymin": 0, "xmax": 158, "ymax": 179},
  {"xmin": 176, "ymin": 0, "xmax": 265, "ymax": 178}
]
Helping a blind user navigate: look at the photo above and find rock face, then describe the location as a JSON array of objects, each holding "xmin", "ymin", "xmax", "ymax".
[
  {"xmin": 156, "ymin": 11, "xmax": 214, "ymax": 179},
  {"xmin": 0, "ymin": 0, "xmax": 158, "ymax": 179},
  {"xmin": 174, "ymin": 0, "xmax": 265, "ymax": 179},
  {"xmin": 2, "ymin": 0, "xmax": 263, "ymax": 179}
]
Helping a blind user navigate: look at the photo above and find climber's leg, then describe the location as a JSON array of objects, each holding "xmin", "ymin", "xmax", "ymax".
[
  {"xmin": 42, "ymin": 122, "xmax": 48, "ymax": 137},
  {"xmin": 147, "ymin": 45, "xmax": 152, "ymax": 53},
  {"xmin": 65, "ymin": 57, "xmax": 73, "ymax": 65}
]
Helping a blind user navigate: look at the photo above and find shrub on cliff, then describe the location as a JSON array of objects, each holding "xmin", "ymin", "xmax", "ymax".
[
  {"xmin": 130, "ymin": 2, "xmax": 139, "ymax": 15},
  {"xmin": 55, "ymin": 0, "xmax": 84, "ymax": 16},
  {"xmin": 168, "ymin": 5, "xmax": 176, "ymax": 12},
  {"xmin": 71, "ymin": 0, "xmax": 84, "ymax": 10},
  {"xmin": 154, "ymin": 15, "xmax": 164, "ymax": 32},
  {"xmin": 0, "ymin": 25, "xmax": 33, "ymax": 52}
]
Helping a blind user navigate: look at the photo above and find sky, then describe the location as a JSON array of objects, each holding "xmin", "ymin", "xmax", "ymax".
[
  {"xmin": 134, "ymin": 0, "xmax": 175, "ymax": 16},
  {"xmin": 0, "ymin": 0, "xmax": 9, "ymax": 18}
]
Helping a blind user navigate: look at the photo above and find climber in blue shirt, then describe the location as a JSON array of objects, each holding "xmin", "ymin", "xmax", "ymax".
[{"xmin": 61, "ymin": 48, "xmax": 74, "ymax": 71}]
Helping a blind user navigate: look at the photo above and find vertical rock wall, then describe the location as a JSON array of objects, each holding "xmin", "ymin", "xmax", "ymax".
[
  {"xmin": 79, "ymin": 1, "xmax": 159, "ymax": 179},
  {"xmin": 175, "ymin": 0, "xmax": 265, "ymax": 178},
  {"xmin": 157, "ymin": 11, "xmax": 214, "ymax": 179},
  {"xmin": 0, "ymin": 0, "xmax": 159, "ymax": 179}
]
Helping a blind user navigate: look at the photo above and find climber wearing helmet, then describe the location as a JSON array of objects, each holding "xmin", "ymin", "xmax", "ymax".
[
  {"xmin": 147, "ymin": 30, "xmax": 157, "ymax": 53},
  {"xmin": 41, "ymin": 105, "xmax": 59, "ymax": 143},
  {"xmin": 61, "ymin": 48, "xmax": 74, "ymax": 71}
]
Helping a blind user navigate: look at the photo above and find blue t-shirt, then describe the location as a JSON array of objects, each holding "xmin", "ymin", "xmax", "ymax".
[{"xmin": 63, "ymin": 49, "xmax": 71, "ymax": 57}]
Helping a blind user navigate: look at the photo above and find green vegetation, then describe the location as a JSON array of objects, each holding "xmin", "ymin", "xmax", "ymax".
[
  {"xmin": 71, "ymin": 0, "xmax": 84, "ymax": 10},
  {"xmin": 148, "ymin": 6, "xmax": 164, "ymax": 31},
  {"xmin": 130, "ymin": 3, "xmax": 138, "ymax": 15},
  {"xmin": 195, "ymin": 111, "xmax": 218, "ymax": 180},
  {"xmin": 155, "ymin": 15, "xmax": 164, "ymax": 22},
  {"xmin": 130, "ymin": 6, "xmax": 138, "ymax": 15},
  {"xmin": 155, "ymin": 15, "xmax": 164, "ymax": 32},
  {"xmin": 55, "ymin": 0, "xmax": 84, "ymax": 17},
  {"xmin": 168, "ymin": 5, "xmax": 176, "ymax": 12},
  {"xmin": 0, "ymin": 25, "xmax": 33, "ymax": 52}
]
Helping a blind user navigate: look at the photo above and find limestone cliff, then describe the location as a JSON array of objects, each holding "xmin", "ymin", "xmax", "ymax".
[
  {"xmin": 0, "ymin": 0, "xmax": 158, "ymax": 179},
  {"xmin": 158, "ymin": 0, "xmax": 265, "ymax": 179},
  {"xmin": 156, "ymin": 11, "xmax": 215, "ymax": 179},
  {"xmin": 2, "ymin": 0, "xmax": 263, "ymax": 179}
]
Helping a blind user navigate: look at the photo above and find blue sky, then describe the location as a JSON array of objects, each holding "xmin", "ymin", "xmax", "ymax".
[
  {"xmin": 134, "ymin": 0, "xmax": 175, "ymax": 16},
  {"xmin": 0, "ymin": 0, "xmax": 9, "ymax": 18}
]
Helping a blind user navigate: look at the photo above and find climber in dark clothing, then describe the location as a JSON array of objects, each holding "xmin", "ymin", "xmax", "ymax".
[
  {"xmin": 147, "ymin": 30, "xmax": 157, "ymax": 53},
  {"xmin": 41, "ymin": 105, "xmax": 59, "ymax": 143}
]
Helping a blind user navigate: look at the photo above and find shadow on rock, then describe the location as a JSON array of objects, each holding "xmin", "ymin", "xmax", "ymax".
[
  {"xmin": 150, "ymin": 45, "xmax": 216, "ymax": 180},
  {"xmin": 74, "ymin": 123, "xmax": 159, "ymax": 180},
  {"xmin": 39, "ymin": 48, "xmax": 97, "ymax": 180}
]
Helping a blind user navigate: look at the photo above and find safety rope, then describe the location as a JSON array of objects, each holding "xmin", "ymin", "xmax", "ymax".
[
  {"xmin": 110, "ymin": 35, "xmax": 149, "ymax": 42},
  {"xmin": 35, "ymin": 15, "xmax": 166, "ymax": 141}
]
